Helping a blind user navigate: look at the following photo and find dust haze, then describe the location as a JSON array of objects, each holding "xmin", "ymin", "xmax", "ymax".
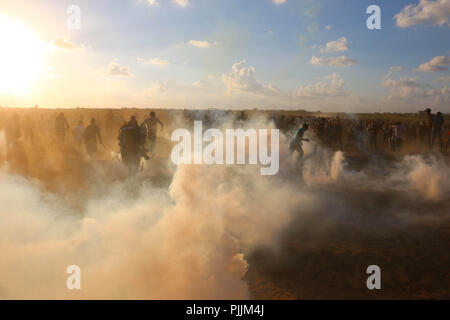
[{"xmin": 0, "ymin": 108, "xmax": 449, "ymax": 299}]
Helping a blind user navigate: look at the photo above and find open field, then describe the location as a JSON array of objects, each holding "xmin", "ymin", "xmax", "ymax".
[{"xmin": 0, "ymin": 107, "xmax": 449, "ymax": 299}]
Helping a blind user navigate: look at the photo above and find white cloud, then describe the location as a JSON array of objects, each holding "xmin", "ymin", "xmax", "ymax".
[
  {"xmin": 382, "ymin": 76, "xmax": 422, "ymax": 89},
  {"xmin": 310, "ymin": 55, "xmax": 358, "ymax": 67},
  {"xmin": 325, "ymin": 24, "xmax": 332, "ymax": 30},
  {"xmin": 137, "ymin": 57, "xmax": 170, "ymax": 66},
  {"xmin": 51, "ymin": 35, "xmax": 84, "ymax": 51},
  {"xmin": 385, "ymin": 66, "xmax": 404, "ymax": 79},
  {"xmin": 382, "ymin": 77, "xmax": 424, "ymax": 99},
  {"xmin": 140, "ymin": 0, "xmax": 188, "ymax": 7},
  {"xmin": 138, "ymin": 0, "xmax": 159, "ymax": 6},
  {"xmin": 320, "ymin": 37, "xmax": 349, "ymax": 53},
  {"xmin": 222, "ymin": 60, "xmax": 280, "ymax": 96},
  {"xmin": 381, "ymin": 76, "xmax": 450, "ymax": 105},
  {"xmin": 174, "ymin": 0, "xmax": 189, "ymax": 7},
  {"xmin": 272, "ymin": 0, "xmax": 287, "ymax": 4},
  {"xmin": 101, "ymin": 62, "xmax": 133, "ymax": 77},
  {"xmin": 434, "ymin": 76, "xmax": 450, "ymax": 82},
  {"xmin": 395, "ymin": 0, "xmax": 450, "ymax": 27},
  {"xmin": 295, "ymin": 73, "xmax": 350, "ymax": 98},
  {"xmin": 147, "ymin": 80, "xmax": 181, "ymax": 94},
  {"xmin": 144, "ymin": 78, "xmax": 228, "ymax": 107},
  {"xmin": 415, "ymin": 56, "xmax": 450, "ymax": 72},
  {"xmin": 188, "ymin": 40, "xmax": 222, "ymax": 48}
]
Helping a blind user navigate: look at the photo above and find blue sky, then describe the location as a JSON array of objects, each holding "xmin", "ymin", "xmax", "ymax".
[{"xmin": 0, "ymin": 0, "xmax": 449, "ymax": 112}]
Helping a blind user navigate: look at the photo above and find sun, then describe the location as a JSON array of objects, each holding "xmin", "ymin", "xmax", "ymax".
[{"xmin": 0, "ymin": 15, "xmax": 47, "ymax": 95}]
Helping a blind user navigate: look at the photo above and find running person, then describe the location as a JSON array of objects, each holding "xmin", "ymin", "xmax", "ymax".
[
  {"xmin": 290, "ymin": 123, "xmax": 310, "ymax": 159},
  {"xmin": 55, "ymin": 112, "xmax": 69, "ymax": 145},
  {"xmin": 73, "ymin": 120, "xmax": 85, "ymax": 147},
  {"xmin": 83, "ymin": 118, "xmax": 104, "ymax": 158},
  {"xmin": 142, "ymin": 111, "xmax": 164, "ymax": 154},
  {"xmin": 119, "ymin": 116, "xmax": 144, "ymax": 176}
]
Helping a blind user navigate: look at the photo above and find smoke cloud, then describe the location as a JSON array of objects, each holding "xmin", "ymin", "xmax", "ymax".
[{"xmin": 0, "ymin": 113, "xmax": 448, "ymax": 299}]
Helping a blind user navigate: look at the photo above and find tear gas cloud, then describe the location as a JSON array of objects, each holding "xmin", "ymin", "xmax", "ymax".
[{"xmin": 0, "ymin": 112, "xmax": 448, "ymax": 299}]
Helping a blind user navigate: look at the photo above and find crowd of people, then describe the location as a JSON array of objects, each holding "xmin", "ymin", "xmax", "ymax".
[
  {"xmin": 281, "ymin": 109, "xmax": 448, "ymax": 160},
  {"xmin": 0, "ymin": 108, "xmax": 448, "ymax": 178},
  {"xmin": 0, "ymin": 109, "xmax": 165, "ymax": 176}
]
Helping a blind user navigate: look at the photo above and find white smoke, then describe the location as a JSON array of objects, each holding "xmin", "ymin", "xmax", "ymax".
[
  {"xmin": 402, "ymin": 155, "xmax": 450, "ymax": 202},
  {"xmin": 0, "ymin": 153, "xmax": 309, "ymax": 299},
  {"xmin": 0, "ymin": 112, "xmax": 448, "ymax": 299}
]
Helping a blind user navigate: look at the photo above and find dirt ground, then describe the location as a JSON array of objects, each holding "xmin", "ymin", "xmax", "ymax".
[{"xmin": 0, "ymin": 107, "xmax": 449, "ymax": 299}]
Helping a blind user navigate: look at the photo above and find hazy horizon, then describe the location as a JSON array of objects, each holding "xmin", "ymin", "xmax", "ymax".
[{"xmin": 0, "ymin": 0, "xmax": 449, "ymax": 113}]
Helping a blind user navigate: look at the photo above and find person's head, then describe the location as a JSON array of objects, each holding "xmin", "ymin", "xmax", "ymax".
[
  {"xmin": 425, "ymin": 108, "xmax": 431, "ymax": 114},
  {"xmin": 150, "ymin": 111, "xmax": 155, "ymax": 117},
  {"xmin": 437, "ymin": 112, "xmax": 442, "ymax": 117},
  {"xmin": 129, "ymin": 115, "xmax": 138, "ymax": 126},
  {"xmin": 90, "ymin": 118, "xmax": 96, "ymax": 125},
  {"xmin": 303, "ymin": 123, "xmax": 309, "ymax": 130}
]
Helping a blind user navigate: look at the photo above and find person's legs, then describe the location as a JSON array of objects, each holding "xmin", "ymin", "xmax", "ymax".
[
  {"xmin": 438, "ymin": 132, "xmax": 443, "ymax": 151},
  {"xmin": 292, "ymin": 143, "xmax": 304, "ymax": 160},
  {"xmin": 429, "ymin": 128, "xmax": 434, "ymax": 149},
  {"xmin": 148, "ymin": 133, "xmax": 156, "ymax": 153}
]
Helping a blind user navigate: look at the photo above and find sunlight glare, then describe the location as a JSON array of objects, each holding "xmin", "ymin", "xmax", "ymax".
[{"xmin": 0, "ymin": 15, "xmax": 47, "ymax": 95}]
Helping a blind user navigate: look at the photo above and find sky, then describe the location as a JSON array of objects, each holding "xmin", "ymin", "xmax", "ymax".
[{"xmin": 0, "ymin": 0, "xmax": 449, "ymax": 112}]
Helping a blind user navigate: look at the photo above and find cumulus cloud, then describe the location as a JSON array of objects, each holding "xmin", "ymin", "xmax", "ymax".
[
  {"xmin": 137, "ymin": 57, "xmax": 170, "ymax": 66},
  {"xmin": 320, "ymin": 37, "xmax": 349, "ymax": 53},
  {"xmin": 426, "ymin": 86, "xmax": 450, "ymax": 104},
  {"xmin": 101, "ymin": 62, "xmax": 133, "ymax": 77},
  {"xmin": 51, "ymin": 35, "xmax": 84, "ymax": 51},
  {"xmin": 385, "ymin": 66, "xmax": 404, "ymax": 79},
  {"xmin": 382, "ymin": 75, "xmax": 449, "ymax": 104},
  {"xmin": 382, "ymin": 76, "xmax": 422, "ymax": 89},
  {"xmin": 395, "ymin": 0, "xmax": 450, "ymax": 27},
  {"xmin": 295, "ymin": 73, "xmax": 350, "ymax": 98},
  {"xmin": 382, "ymin": 76, "xmax": 425, "ymax": 99},
  {"xmin": 147, "ymin": 80, "xmax": 185, "ymax": 95},
  {"xmin": 415, "ymin": 56, "xmax": 450, "ymax": 72},
  {"xmin": 310, "ymin": 55, "xmax": 358, "ymax": 67},
  {"xmin": 174, "ymin": 0, "xmax": 190, "ymax": 7},
  {"xmin": 188, "ymin": 40, "xmax": 222, "ymax": 48},
  {"xmin": 222, "ymin": 60, "xmax": 280, "ymax": 96},
  {"xmin": 434, "ymin": 76, "xmax": 450, "ymax": 82},
  {"xmin": 144, "ymin": 77, "xmax": 227, "ymax": 107},
  {"xmin": 140, "ymin": 0, "xmax": 188, "ymax": 7},
  {"xmin": 273, "ymin": 0, "xmax": 287, "ymax": 4}
]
